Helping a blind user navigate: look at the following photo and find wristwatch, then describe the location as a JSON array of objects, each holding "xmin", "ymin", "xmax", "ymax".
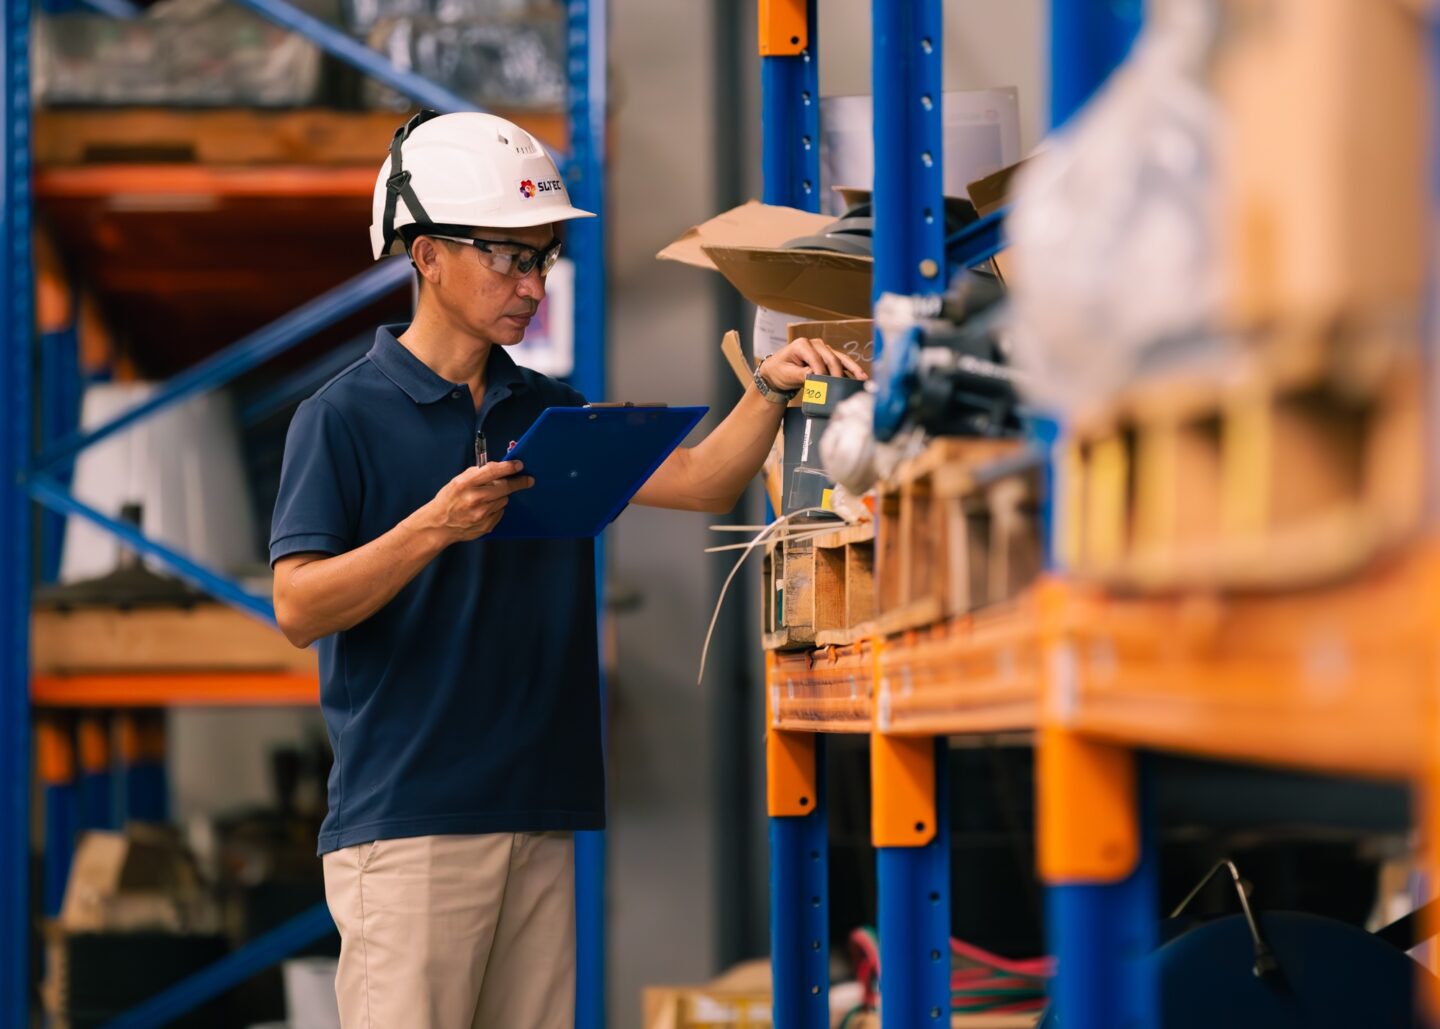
[{"xmin": 753, "ymin": 357, "xmax": 799, "ymax": 406}]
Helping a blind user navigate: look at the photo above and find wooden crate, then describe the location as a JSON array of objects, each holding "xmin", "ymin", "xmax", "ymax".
[
  {"xmin": 813, "ymin": 521, "xmax": 877, "ymax": 647},
  {"xmin": 876, "ymin": 438, "xmax": 1040, "ymax": 635},
  {"xmin": 1063, "ymin": 326, "xmax": 1423, "ymax": 590},
  {"xmin": 762, "ymin": 538, "xmax": 817, "ymax": 651}
]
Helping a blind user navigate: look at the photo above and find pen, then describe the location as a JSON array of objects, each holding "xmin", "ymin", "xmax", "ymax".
[{"xmin": 474, "ymin": 431, "xmax": 488, "ymax": 468}]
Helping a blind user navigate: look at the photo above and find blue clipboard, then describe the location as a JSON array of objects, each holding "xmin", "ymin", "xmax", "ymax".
[{"xmin": 486, "ymin": 404, "xmax": 709, "ymax": 539}]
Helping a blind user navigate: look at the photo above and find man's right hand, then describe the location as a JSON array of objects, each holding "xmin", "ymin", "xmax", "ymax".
[{"xmin": 424, "ymin": 460, "xmax": 535, "ymax": 542}]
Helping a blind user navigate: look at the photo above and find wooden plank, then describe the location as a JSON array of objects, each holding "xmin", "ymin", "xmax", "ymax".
[
  {"xmin": 845, "ymin": 541, "xmax": 876, "ymax": 630},
  {"xmin": 34, "ymin": 107, "xmax": 569, "ymax": 166},
  {"xmin": 812, "ymin": 520, "xmax": 875, "ymax": 550},
  {"xmin": 32, "ymin": 605, "xmax": 315, "ymax": 675}
]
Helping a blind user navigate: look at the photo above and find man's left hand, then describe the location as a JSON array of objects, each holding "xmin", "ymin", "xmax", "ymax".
[{"xmin": 758, "ymin": 337, "xmax": 868, "ymax": 394}]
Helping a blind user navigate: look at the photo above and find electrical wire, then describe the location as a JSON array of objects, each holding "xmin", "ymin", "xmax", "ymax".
[
  {"xmin": 846, "ymin": 925, "xmax": 1051, "ymax": 1018},
  {"xmin": 696, "ymin": 507, "xmax": 833, "ymax": 686}
]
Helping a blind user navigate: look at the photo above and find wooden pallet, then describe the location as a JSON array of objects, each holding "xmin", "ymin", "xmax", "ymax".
[
  {"xmin": 762, "ymin": 537, "xmax": 817, "ymax": 651},
  {"xmin": 1062, "ymin": 325, "xmax": 1423, "ymax": 590},
  {"xmin": 813, "ymin": 521, "xmax": 876, "ymax": 647},
  {"xmin": 876, "ymin": 438, "xmax": 1041, "ymax": 635}
]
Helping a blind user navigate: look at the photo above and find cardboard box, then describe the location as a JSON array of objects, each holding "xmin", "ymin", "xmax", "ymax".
[
  {"xmin": 965, "ymin": 161, "xmax": 1030, "ymax": 219},
  {"xmin": 59, "ymin": 826, "xmax": 212, "ymax": 933},
  {"xmin": 660, "ymin": 193, "xmax": 996, "ymax": 322},
  {"xmin": 785, "ymin": 318, "xmax": 874, "ymax": 377},
  {"xmin": 644, "ymin": 960, "xmax": 773, "ymax": 1029},
  {"xmin": 846, "ymin": 1015, "xmax": 1039, "ymax": 1029},
  {"xmin": 658, "ymin": 201, "xmax": 872, "ymax": 321},
  {"xmin": 1216, "ymin": 0, "xmax": 1427, "ymax": 326},
  {"xmin": 965, "ymin": 161, "xmax": 1028, "ymax": 283}
]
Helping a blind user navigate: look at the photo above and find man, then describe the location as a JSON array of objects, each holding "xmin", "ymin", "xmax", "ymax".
[{"xmin": 270, "ymin": 110, "xmax": 864, "ymax": 1029}]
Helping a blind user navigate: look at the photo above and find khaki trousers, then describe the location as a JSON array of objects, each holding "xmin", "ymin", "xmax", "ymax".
[{"xmin": 322, "ymin": 832, "xmax": 576, "ymax": 1029}]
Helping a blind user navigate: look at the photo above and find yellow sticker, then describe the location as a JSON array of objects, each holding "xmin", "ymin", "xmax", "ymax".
[
  {"xmin": 821, "ymin": 488, "xmax": 834, "ymax": 510},
  {"xmin": 803, "ymin": 379, "xmax": 828, "ymax": 405}
]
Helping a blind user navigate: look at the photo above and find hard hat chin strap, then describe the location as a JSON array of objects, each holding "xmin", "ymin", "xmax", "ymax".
[{"xmin": 382, "ymin": 109, "xmax": 443, "ymax": 255}]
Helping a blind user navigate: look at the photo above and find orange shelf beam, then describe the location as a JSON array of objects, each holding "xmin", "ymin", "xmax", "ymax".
[
  {"xmin": 35, "ymin": 164, "xmax": 376, "ymax": 200},
  {"xmin": 1059, "ymin": 544, "xmax": 1440, "ymax": 781},
  {"xmin": 876, "ymin": 592, "xmax": 1045, "ymax": 737},
  {"xmin": 770, "ymin": 641, "xmax": 875, "ymax": 733},
  {"xmin": 32, "ymin": 672, "xmax": 320, "ymax": 708}
]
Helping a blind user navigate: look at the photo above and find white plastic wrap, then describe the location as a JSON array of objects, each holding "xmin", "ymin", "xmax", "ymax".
[
  {"xmin": 61, "ymin": 384, "xmax": 260, "ymax": 583},
  {"xmin": 1006, "ymin": 0, "xmax": 1221, "ymax": 416},
  {"xmin": 364, "ymin": 11, "xmax": 566, "ymax": 111}
]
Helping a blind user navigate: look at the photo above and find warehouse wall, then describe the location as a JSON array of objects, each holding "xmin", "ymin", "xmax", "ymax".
[
  {"xmin": 818, "ymin": 0, "xmax": 1048, "ymax": 151},
  {"xmin": 605, "ymin": 1, "xmax": 726, "ymax": 1025}
]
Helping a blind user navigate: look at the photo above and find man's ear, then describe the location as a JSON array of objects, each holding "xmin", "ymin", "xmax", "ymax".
[{"xmin": 410, "ymin": 236, "xmax": 443, "ymax": 285}]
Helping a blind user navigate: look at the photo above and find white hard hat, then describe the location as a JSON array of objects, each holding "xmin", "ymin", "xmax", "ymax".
[{"xmin": 369, "ymin": 110, "xmax": 595, "ymax": 260}]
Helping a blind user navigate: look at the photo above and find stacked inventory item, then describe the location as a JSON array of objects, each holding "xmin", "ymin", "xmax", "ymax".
[
  {"xmin": 356, "ymin": 0, "xmax": 566, "ymax": 111},
  {"xmin": 33, "ymin": 0, "xmax": 330, "ymax": 107}
]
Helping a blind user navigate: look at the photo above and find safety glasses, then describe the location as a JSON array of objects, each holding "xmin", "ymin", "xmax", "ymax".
[{"xmin": 430, "ymin": 235, "xmax": 563, "ymax": 279}]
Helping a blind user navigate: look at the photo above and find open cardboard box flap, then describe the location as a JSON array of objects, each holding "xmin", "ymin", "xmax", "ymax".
[
  {"xmin": 702, "ymin": 244, "xmax": 872, "ymax": 321},
  {"xmin": 659, "ymin": 200, "xmax": 872, "ymax": 320},
  {"xmin": 656, "ymin": 200, "xmax": 834, "ymax": 271}
]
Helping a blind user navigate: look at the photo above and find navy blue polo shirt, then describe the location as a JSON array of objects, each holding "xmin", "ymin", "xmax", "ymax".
[{"xmin": 270, "ymin": 325, "xmax": 604, "ymax": 854}]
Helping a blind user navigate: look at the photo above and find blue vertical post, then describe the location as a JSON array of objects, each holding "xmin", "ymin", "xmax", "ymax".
[
  {"xmin": 1043, "ymin": 765, "xmax": 1158, "ymax": 1029},
  {"xmin": 39, "ymin": 716, "xmax": 78, "ymax": 919},
  {"xmin": 768, "ymin": 744, "xmax": 829, "ymax": 1029},
  {"xmin": 38, "ymin": 325, "xmax": 79, "ymax": 583},
  {"xmin": 566, "ymin": 2, "xmax": 607, "ymax": 1027},
  {"xmin": 761, "ymin": 0, "xmax": 820, "ymax": 213},
  {"xmin": 1048, "ymin": 0, "xmax": 1142, "ymax": 130},
  {"xmin": 875, "ymin": 740, "xmax": 950, "ymax": 1027},
  {"xmin": 119, "ymin": 711, "xmax": 167, "ymax": 824},
  {"xmin": 77, "ymin": 713, "xmax": 116, "ymax": 831},
  {"xmin": 1042, "ymin": 6, "xmax": 1151, "ymax": 1028},
  {"xmin": 0, "ymin": 0, "xmax": 33, "ymax": 1021},
  {"xmin": 761, "ymin": 4, "xmax": 826, "ymax": 1027},
  {"xmin": 870, "ymin": 1, "xmax": 949, "ymax": 1025}
]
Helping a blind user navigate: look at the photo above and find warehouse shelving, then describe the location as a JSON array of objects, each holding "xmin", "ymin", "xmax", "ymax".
[
  {"xmin": 758, "ymin": 4, "xmax": 1440, "ymax": 1029},
  {"xmin": 755, "ymin": 3, "xmax": 1099, "ymax": 1027},
  {"xmin": 0, "ymin": 0, "xmax": 610, "ymax": 1026}
]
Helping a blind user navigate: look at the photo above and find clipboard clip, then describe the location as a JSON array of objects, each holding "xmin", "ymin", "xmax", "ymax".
[{"xmin": 584, "ymin": 402, "xmax": 670, "ymax": 409}]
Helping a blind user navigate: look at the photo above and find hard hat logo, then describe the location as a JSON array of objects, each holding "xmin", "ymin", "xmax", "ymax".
[{"xmin": 519, "ymin": 180, "xmax": 537, "ymax": 199}]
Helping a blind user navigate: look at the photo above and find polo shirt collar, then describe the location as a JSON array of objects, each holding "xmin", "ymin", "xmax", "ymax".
[{"xmin": 368, "ymin": 325, "xmax": 528, "ymax": 405}]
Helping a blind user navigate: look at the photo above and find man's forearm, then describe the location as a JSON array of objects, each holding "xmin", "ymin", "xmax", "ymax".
[
  {"xmin": 686, "ymin": 386, "xmax": 786, "ymax": 506},
  {"xmin": 274, "ymin": 511, "xmax": 449, "ymax": 647}
]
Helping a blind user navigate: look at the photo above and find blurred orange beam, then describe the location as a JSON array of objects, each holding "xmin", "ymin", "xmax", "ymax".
[
  {"xmin": 32, "ymin": 673, "xmax": 320, "ymax": 707},
  {"xmin": 34, "ymin": 165, "xmax": 376, "ymax": 199}
]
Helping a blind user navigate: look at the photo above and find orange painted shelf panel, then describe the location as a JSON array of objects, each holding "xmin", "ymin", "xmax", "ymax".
[
  {"xmin": 1061, "ymin": 545, "xmax": 1440, "ymax": 780},
  {"xmin": 770, "ymin": 641, "xmax": 874, "ymax": 733},
  {"xmin": 32, "ymin": 672, "xmax": 320, "ymax": 708},
  {"xmin": 35, "ymin": 164, "xmax": 377, "ymax": 199},
  {"xmin": 876, "ymin": 592, "xmax": 1045, "ymax": 737}
]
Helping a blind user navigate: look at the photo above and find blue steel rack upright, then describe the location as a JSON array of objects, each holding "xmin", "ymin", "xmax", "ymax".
[
  {"xmin": 759, "ymin": 4, "xmax": 830, "ymax": 1029},
  {"xmin": 1037, "ymin": 6, "xmax": 1148, "ymax": 1029},
  {"xmin": 0, "ymin": 0, "xmax": 611, "ymax": 1025}
]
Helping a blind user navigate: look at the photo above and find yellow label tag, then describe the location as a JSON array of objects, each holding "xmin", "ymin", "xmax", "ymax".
[
  {"xmin": 821, "ymin": 488, "xmax": 834, "ymax": 510},
  {"xmin": 803, "ymin": 380, "xmax": 828, "ymax": 405}
]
